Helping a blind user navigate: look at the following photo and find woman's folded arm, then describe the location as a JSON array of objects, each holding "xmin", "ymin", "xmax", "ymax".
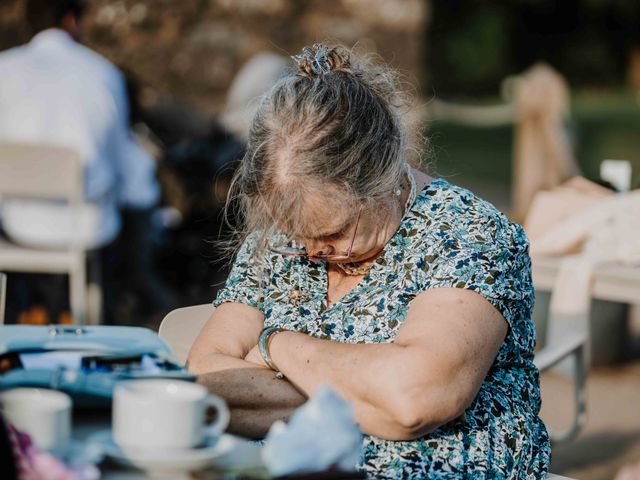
[
  {"xmin": 187, "ymin": 302, "xmax": 307, "ymax": 438},
  {"xmin": 186, "ymin": 289, "xmax": 507, "ymax": 440},
  {"xmin": 266, "ymin": 288, "xmax": 508, "ymax": 440}
]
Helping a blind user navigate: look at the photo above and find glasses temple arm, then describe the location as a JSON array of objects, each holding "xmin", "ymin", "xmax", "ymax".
[{"xmin": 346, "ymin": 207, "xmax": 362, "ymax": 257}]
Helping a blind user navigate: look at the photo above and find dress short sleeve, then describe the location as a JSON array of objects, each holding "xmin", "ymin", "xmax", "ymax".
[
  {"xmin": 212, "ymin": 234, "xmax": 269, "ymax": 310},
  {"xmin": 413, "ymin": 186, "xmax": 534, "ymax": 330},
  {"xmin": 430, "ymin": 223, "xmax": 533, "ymax": 329}
]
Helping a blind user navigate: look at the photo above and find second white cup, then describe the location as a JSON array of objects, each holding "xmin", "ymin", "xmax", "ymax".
[
  {"xmin": 112, "ymin": 379, "xmax": 229, "ymax": 451},
  {"xmin": 0, "ymin": 388, "xmax": 72, "ymax": 456}
]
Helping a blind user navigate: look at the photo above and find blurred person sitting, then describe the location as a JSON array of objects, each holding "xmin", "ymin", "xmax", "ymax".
[
  {"xmin": 0, "ymin": 0, "xmax": 159, "ymax": 247},
  {"xmin": 221, "ymin": 52, "xmax": 289, "ymax": 141},
  {"xmin": 0, "ymin": 0, "xmax": 162, "ymax": 322}
]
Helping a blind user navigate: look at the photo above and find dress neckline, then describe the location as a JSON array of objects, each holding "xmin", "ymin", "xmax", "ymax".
[{"xmin": 319, "ymin": 177, "xmax": 448, "ymax": 310}]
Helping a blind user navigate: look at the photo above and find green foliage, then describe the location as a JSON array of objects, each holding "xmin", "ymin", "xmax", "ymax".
[
  {"xmin": 425, "ymin": 93, "xmax": 640, "ymax": 193},
  {"xmin": 426, "ymin": 0, "xmax": 640, "ymax": 95},
  {"xmin": 441, "ymin": 8, "xmax": 508, "ymax": 88}
]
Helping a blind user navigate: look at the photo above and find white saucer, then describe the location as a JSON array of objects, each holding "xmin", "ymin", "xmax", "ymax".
[{"xmin": 87, "ymin": 429, "xmax": 236, "ymax": 472}]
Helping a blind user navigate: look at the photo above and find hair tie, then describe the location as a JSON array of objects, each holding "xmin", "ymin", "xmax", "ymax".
[{"xmin": 291, "ymin": 44, "xmax": 332, "ymax": 76}]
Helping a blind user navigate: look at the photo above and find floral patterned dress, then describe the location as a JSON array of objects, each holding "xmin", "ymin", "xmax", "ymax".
[{"xmin": 213, "ymin": 178, "xmax": 551, "ymax": 479}]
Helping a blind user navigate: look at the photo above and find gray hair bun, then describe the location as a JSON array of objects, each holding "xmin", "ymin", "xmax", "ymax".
[{"xmin": 291, "ymin": 43, "xmax": 352, "ymax": 77}]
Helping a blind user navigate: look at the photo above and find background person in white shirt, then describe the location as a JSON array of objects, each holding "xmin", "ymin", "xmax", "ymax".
[
  {"xmin": 0, "ymin": 0, "xmax": 159, "ymax": 248},
  {"xmin": 0, "ymin": 0, "xmax": 165, "ymax": 323}
]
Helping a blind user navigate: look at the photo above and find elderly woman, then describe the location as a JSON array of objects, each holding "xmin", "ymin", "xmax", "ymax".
[{"xmin": 188, "ymin": 44, "xmax": 550, "ymax": 479}]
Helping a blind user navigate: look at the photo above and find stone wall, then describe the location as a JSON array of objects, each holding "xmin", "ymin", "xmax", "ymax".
[{"xmin": 1, "ymin": 0, "xmax": 428, "ymax": 114}]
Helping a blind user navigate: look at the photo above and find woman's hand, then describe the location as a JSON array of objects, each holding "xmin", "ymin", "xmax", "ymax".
[
  {"xmin": 187, "ymin": 303, "xmax": 307, "ymax": 438},
  {"xmin": 244, "ymin": 344, "xmax": 268, "ymax": 368}
]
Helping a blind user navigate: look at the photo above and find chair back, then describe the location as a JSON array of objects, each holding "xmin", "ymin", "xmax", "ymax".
[
  {"xmin": 0, "ymin": 272, "xmax": 6, "ymax": 324},
  {"xmin": 0, "ymin": 143, "xmax": 83, "ymax": 201},
  {"xmin": 158, "ymin": 304, "xmax": 214, "ymax": 365}
]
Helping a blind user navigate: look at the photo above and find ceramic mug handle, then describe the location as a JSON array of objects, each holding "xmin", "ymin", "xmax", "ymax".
[{"xmin": 203, "ymin": 395, "xmax": 230, "ymax": 437}]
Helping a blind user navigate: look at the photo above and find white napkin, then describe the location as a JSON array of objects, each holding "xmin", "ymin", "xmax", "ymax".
[{"xmin": 262, "ymin": 386, "xmax": 362, "ymax": 476}]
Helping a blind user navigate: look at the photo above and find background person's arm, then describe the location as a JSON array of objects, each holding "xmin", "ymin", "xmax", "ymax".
[
  {"xmin": 187, "ymin": 302, "xmax": 307, "ymax": 438},
  {"xmin": 258, "ymin": 288, "xmax": 508, "ymax": 440},
  {"xmin": 108, "ymin": 68, "xmax": 159, "ymax": 209}
]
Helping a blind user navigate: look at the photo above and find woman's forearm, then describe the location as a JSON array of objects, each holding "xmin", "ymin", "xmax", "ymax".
[
  {"xmin": 194, "ymin": 350, "xmax": 422, "ymax": 439},
  {"xmin": 227, "ymin": 407, "xmax": 293, "ymax": 439},
  {"xmin": 191, "ymin": 352, "xmax": 307, "ymax": 438},
  {"xmin": 191, "ymin": 352, "xmax": 304, "ymax": 403},
  {"xmin": 196, "ymin": 362, "xmax": 307, "ymax": 410},
  {"xmin": 269, "ymin": 332, "xmax": 453, "ymax": 438},
  {"xmin": 195, "ymin": 355, "xmax": 307, "ymax": 438},
  {"xmin": 269, "ymin": 332, "xmax": 401, "ymax": 405},
  {"xmin": 188, "ymin": 350, "xmax": 259, "ymax": 376}
]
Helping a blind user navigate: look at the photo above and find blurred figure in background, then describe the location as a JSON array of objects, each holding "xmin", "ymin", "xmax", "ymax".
[
  {"xmin": 221, "ymin": 52, "xmax": 290, "ymax": 141},
  {"xmin": 0, "ymin": 0, "xmax": 163, "ymax": 323}
]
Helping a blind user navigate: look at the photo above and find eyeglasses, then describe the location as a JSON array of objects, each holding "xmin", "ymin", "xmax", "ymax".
[{"xmin": 269, "ymin": 207, "xmax": 362, "ymax": 261}]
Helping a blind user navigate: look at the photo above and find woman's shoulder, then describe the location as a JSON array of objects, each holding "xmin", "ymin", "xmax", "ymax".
[
  {"xmin": 404, "ymin": 179, "xmax": 535, "ymax": 330},
  {"xmin": 416, "ymin": 178, "xmax": 506, "ymax": 223},
  {"xmin": 411, "ymin": 178, "xmax": 527, "ymax": 250}
]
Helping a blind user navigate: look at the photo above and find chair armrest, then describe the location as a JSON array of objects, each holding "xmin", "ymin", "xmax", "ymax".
[
  {"xmin": 535, "ymin": 332, "xmax": 588, "ymax": 444},
  {"xmin": 534, "ymin": 332, "xmax": 587, "ymax": 372}
]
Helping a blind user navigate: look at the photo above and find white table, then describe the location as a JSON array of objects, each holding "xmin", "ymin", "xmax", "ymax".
[
  {"xmin": 532, "ymin": 255, "xmax": 640, "ymax": 353},
  {"xmin": 71, "ymin": 410, "xmax": 572, "ymax": 479},
  {"xmin": 532, "ymin": 255, "xmax": 640, "ymax": 304}
]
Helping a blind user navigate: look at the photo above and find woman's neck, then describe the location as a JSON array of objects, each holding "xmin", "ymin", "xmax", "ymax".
[{"xmin": 335, "ymin": 168, "xmax": 432, "ymax": 272}]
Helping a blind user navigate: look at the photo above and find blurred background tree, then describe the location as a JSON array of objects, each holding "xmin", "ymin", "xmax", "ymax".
[
  {"xmin": 424, "ymin": 0, "xmax": 640, "ymax": 209},
  {"xmin": 426, "ymin": 0, "xmax": 640, "ymax": 95}
]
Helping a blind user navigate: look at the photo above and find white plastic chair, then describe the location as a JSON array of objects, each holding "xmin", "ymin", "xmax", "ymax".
[
  {"xmin": 532, "ymin": 257, "xmax": 590, "ymax": 445},
  {"xmin": 534, "ymin": 308, "xmax": 588, "ymax": 445},
  {"xmin": 0, "ymin": 143, "xmax": 99, "ymax": 325},
  {"xmin": 158, "ymin": 303, "xmax": 214, "ymax": 365}
]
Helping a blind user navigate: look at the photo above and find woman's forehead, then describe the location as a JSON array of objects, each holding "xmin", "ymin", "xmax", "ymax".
[
  {"xmin": 298, "ymin": 212, "xmax": 352, "ymax": 238},
  {"xmin": 287, "ymin": 186, "xmax": 355, "ymax": 238}
]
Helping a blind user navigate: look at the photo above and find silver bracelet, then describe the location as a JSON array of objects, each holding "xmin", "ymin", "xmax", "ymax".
[{"xmin": 259, "ymin": 326, "xmax": 285, "ymax": 379}]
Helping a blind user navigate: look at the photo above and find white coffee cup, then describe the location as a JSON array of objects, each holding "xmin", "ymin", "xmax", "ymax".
[
  {"xmin": 113, "ymin": 379, "xmax": 230, "ymax": 451},
  {"xmin": 0, "ymin": 388, "xmax": 72, "ymax": 456}
]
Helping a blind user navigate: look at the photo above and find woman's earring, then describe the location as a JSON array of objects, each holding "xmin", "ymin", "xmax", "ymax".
[{"xmin": 394, "ymin": 186, "xmax": 401, "ymax": 196}]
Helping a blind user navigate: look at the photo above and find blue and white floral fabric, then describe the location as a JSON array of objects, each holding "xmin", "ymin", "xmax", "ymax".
[{"xmin": 214, "ymin": 178, "xmax": 551, "ymax": 479}]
